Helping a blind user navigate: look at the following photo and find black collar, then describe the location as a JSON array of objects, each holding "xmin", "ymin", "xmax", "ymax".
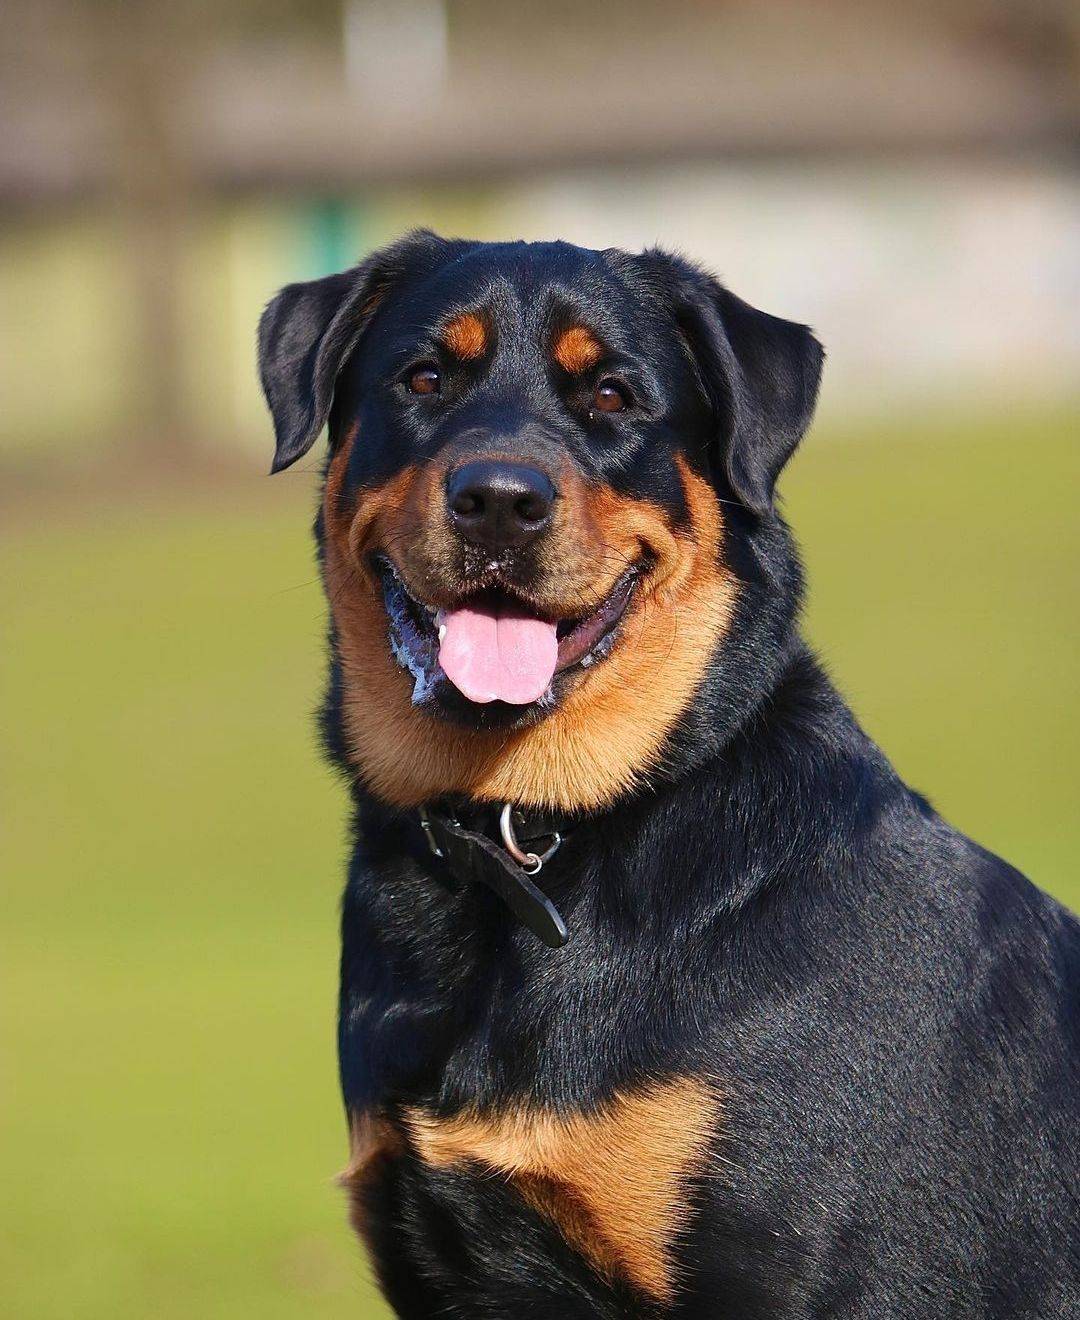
[{"xmin": 416, "ymin": 802, "xmax": 575, "ymax": 949}]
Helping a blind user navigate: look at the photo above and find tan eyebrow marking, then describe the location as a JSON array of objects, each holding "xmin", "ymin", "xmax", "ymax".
[
  {"xmin": 553, "ymin": 324, "xmax": 604, "ymax": 375},
  {"xmin": 442, "ymin": 312, "xmax": 488, "ymax": 360}
]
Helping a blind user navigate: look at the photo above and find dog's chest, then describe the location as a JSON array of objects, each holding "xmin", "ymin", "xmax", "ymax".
[{"xmin": 345, "ymin": 1076, "xmax": 720, "ymax": 1305}]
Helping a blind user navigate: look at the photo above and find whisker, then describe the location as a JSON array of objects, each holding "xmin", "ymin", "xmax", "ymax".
[{"xmin": 272, "ymin": 576, "xmax": 322, "ymax": 596}]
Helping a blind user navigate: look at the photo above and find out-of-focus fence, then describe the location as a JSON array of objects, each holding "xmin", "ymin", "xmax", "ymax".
[
  {"xmin": 3, "ymin": 159, "xmax": 1077, "ymax": 467},
  {"xmin": 2, "ymin": 0, "xmax": 1077, "ymax": 471}
]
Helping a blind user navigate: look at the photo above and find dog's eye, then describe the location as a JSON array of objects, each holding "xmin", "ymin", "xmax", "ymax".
[
  {"xmin": 592, "ymin": 379, "xmax": 629, "ymax": 414},
  {"xmin": 407, "ymin": 365, "xmax": 441, "ymax": 395}
]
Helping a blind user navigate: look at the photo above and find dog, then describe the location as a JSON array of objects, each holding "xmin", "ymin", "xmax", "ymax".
[{"xmin": 258, "ymin": 231, "xmax": 1079, "ymax": 1317}]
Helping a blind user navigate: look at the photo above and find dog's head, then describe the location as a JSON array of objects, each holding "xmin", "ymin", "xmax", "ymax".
[{"xmin": 259, "ymin": 232, "xmax": 822, "ymax": 811}]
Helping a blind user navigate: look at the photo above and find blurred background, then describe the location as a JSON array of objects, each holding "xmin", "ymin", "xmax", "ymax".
[{"xmin": 3, "ymin": 2, "xmax": 1077, "ymax": 1317}]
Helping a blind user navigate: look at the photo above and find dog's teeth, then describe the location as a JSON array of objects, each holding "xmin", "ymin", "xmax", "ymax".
[{"xmin": 438, "ymin": 624, "xmax": 447, "ymax": 642}]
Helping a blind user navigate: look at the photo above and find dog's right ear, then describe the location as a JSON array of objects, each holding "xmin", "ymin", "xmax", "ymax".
[
  {"xmin": 632, "ymin": 249, "xmax": 823, "ymax": 516},
  {"xmin": 258, "ymin": 230, "xmax": 449, "ymax": 473}
]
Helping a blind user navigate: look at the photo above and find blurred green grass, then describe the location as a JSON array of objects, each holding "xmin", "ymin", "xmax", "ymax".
[{"xmin": 3, "ymin": 405, "xmax": 1077, "ymax": 1319}]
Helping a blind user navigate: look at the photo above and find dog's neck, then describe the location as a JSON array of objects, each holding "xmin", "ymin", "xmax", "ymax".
[
  {"xmin": 387, "ymin": 632, "xmax": 814, "ymax": 947},
  {"xmin": 353, "ymin": 637, "xmax": 867, "ymax": 888},
  {"xmin": 339, "ymin": 645, "xmax": 900, "ymax": 1116}
]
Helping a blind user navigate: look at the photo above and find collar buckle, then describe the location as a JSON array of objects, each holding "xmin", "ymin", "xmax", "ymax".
[
  {"xmin": 415, "ymin": 801, "xmax": 569, "ymax": 948},
  {"xmin": 498, "ymin": 802, "xmax": 562, "ymax": 875}
]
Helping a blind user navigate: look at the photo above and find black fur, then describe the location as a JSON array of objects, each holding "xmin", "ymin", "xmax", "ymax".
[{"xmin": 260, "ymin": 233, "xmax": 1080, "ymax": 1317}]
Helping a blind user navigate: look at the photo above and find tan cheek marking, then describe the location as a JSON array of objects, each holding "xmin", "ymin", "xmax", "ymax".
[
  {"xmin": 442, "ymin": 312, "xmax": 487, "ymax": 360},
  {"xmin": 405, "ymin": 1078, "xmax": 719, "ymax": 1302},
  {"xmin": 553, "ymin": 325, "xmax": 604, "ymax": 374},
  {"xmin": 324, "ymin": 452, "xmax": 736, "ymax": 812}
]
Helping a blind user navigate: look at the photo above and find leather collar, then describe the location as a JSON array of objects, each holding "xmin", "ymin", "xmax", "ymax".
[{"xmin": 416, "ymin": 802, "xmax": 575, "ymax": 949}]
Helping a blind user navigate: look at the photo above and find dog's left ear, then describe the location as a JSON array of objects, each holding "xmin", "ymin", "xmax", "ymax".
[
  {"xmin": 259, "ymin": 258, "xmax": 395, "ymax": 474},
  {"xmin": 648, "ymin": 253, "xmax": 824, "ymax": 515},
  {"xmin": 258, "ymin": 229, "xmax": 453, "ymax": 473}
]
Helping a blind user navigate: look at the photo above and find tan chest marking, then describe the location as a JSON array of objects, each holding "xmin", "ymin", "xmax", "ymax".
[{"xmin": 405, "ymin": 1077, "xmax": 719, "ymax": 1302}]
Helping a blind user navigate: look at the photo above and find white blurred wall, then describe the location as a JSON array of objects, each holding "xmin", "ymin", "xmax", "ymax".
[
  {"xmin": 496, "ymin": 158, "xmax": 1080, "ymax": 416},
  {"xmin": 2, "ymin": 156, "xmax": 1077, "ymax": 462}
]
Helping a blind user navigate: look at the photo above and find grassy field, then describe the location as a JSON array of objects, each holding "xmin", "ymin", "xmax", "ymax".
[{"xmin": 4, "ymin": 405, "xmax": 1078, "ymax": 1319}]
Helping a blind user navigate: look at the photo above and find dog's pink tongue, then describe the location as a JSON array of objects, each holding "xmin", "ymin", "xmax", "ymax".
[{"xmin": 438, "ymin": 604, "xmax": 558, "ymax": 705}]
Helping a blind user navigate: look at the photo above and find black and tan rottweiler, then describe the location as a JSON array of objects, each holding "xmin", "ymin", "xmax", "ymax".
[{"xmin": 258, "ymin": 232, "xmax": 1079, "ymax": 1317}]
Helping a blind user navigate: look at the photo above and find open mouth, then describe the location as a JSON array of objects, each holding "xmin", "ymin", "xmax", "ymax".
[{"xmin": 373, "ymin": 557, "xmax": 640, "ymax": 710}]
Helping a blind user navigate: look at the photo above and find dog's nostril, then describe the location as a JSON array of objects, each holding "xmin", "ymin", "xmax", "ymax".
[
  {"xmin": 450, "ymin": 488, "xmax": 483, "ymax": 519},
  {"xmin": 515, "ymin": 493, "xmax": 548, "ymax": 523},
  {"xmin": 446, "ymin": 461, "xmax": 556, "ymax": 549}
]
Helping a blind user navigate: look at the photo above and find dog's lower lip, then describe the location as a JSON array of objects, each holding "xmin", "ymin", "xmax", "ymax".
[
  {"xmin": 373, "ymin": 559, "xmax": 435, "ymax": 620},
  {"xmin": 553, "ymin": 568, "xmax": 639, "ymax": 672}
]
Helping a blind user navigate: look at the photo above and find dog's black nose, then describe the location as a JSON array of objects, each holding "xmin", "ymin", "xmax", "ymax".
[{"xmin": 446, "ymin": 461, "xmax": 556, "ymax": 550}]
